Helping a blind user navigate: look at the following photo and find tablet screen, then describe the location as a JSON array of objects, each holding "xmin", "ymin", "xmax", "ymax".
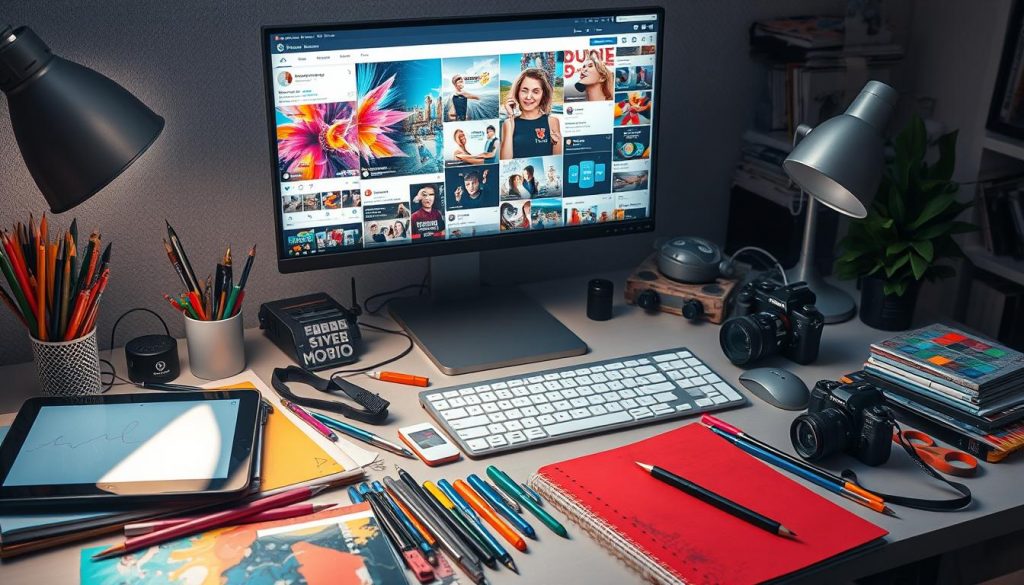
[{"xmin": 3, "ymin": 399, "xmax": 240, "ymax": 487}]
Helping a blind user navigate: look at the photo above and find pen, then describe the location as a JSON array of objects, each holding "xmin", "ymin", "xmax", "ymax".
[
  {"xmin": 281, "ymin": 399, "xmax": 338, "ymax": 441},
  {"xmin": 453, "ymin": 478, "xmax": 528, "ymax": 553},
  {"xmin": 385, "ymin": 476, "xmax": 487, "ymax": 585},
  {"xmin": 348, "ymin": 485, "xmax": 364, "ymax": 503},
  {"xmin": 365, "ymin": 491, "xmax": 435, "ymax": 583},
  {"xmin": 707, "ymin": 426, "xmax": 895, "ymax": 516},
  {"xmin": 488, "ymin": 479, "xmax": 521, "ymax": 512},
  {"xmin": 123, "ymin": 503, "xmax": 335, "ymax": 537},
  {"xmin": 520, "ymin": 482, "xmax": 543, "ymax": 506},
  {"xmin": 637, "ymin": 461, "xmax": 796, "ymax": 538},
  {"xmin": 373, "ymin": 481, "xmax": 437, "ymax": 565},
  {"xmin": 422, "ymin": 481, "xmax": 497, "ymax": 569},
  {"xmin": 701, "ymin": 414, "xmax": 889, "ymax": 511},
  {"xmin": 165, "ymin": 220, "xmax": 202, "ymax": 297},
  {"xmin": 467, "ymin": 473, "xmax": 536, "ymax": 539},
  {"xmin": 438, "ymin": 480, "xmax": 517, "ymax": 572},
  {"xmin": 309, "ymin": 411, "xmax": 414, "ymax": 458},
  {"xmin": 366, "ymin": 370, "xmax": 429, "ymax": 387},
  {"xmin": 487, "ymin": 465, "xmax": 568, "ymax": 538}
]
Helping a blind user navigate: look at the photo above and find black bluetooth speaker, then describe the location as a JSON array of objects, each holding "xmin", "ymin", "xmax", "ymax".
[{"xmin": 125, "ymin": 334, "xmax": 180, "ymax": 383}]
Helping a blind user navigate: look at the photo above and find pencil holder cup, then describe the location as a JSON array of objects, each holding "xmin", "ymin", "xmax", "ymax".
[
  {"xmin": 29, "ymin": 328, "xmax": 103, "ymax": 396},
  {"xmin": 183, "ymin": 311, "xmax": 245, "ymax": 380}
]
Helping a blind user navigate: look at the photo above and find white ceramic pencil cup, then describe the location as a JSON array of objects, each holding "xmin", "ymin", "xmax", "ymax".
[
  {"xmin": 183, "ymin": 311, "xmax": 245, "ymax": 380},
  {"xmin": 29, "ymin": 328, "xmax": 103, "ymax": 396}
]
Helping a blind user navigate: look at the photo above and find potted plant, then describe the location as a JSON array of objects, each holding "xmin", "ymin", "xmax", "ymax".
[{"xmin": 834, "ymin": 116, "xmax": 975, "ymax": 330}]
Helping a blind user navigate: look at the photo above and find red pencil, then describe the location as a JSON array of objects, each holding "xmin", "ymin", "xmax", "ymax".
[
  {"xmin": 123, "ymin": 502, "xmax": 337, "ymax": 537},
  {"xmin": 187, "ymin": 290, "xmax": 207, "ymax": 320},
  {"xmin": 92, "ymin": 484, "xmax": 331, "ymax": 560},
  {"xmin": 2, "ymin": 232, "xmax": 36, "ymax": 316}
]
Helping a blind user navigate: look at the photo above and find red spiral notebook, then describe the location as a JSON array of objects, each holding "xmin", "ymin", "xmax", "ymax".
[{"xmin": 531, "ymin": 424, "xmax": 888, "ymax": 584}]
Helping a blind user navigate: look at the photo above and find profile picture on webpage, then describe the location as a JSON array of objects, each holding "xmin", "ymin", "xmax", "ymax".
[{"xmin": 277, "ymin": 70, "xmax": 294, "ymax": 87}]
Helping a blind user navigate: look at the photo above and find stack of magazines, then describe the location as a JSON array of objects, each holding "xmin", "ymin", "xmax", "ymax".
[{"xmin": 845, "ymin": 324, "xmax": 1024, "ymax": 462}]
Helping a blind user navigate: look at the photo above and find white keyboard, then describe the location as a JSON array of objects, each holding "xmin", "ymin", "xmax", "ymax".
[{"xmin": 420, "ymin": 347, "xmax": 746, "ymax": 457}]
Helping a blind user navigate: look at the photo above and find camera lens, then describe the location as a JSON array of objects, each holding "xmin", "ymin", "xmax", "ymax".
[
  {"xmin": 719, "ymin": 313, "xmax": 785, "ymax": 365},
  {"xmin": 790, "ymin": 409, "xmax": 850, "ymax": 461}
]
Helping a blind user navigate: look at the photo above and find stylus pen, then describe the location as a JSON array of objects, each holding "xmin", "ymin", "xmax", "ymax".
[
  {"xmin": 487, "ymin": 466, "xmax": 567, "ymax": 538},
  {"xmin": 384, "ymin": 476, "xmax": 487, "ymax": 585},
  {"xmin": 309, "ymin": 411, "xmax": 414, "ymax": 458},
  {"xmin": 467, "ymin": 473, "xmax": 536, "ymax": 539},
  {"xmin": 281, "ymin": 399, "xmax": 338, "ymax": 441}
]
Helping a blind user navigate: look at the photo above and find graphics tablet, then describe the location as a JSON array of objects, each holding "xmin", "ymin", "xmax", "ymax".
[{"xmin": 0, "ymin": 390, "xmax": 265, "ymax": 510}]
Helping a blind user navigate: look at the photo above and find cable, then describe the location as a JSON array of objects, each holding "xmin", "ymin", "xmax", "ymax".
[
  {"xmin": 729, "ymin": 246, "xmax": 788, "ymax": 285},
  {"xmin": 364, "ymin": 269, "xmax": 431, "ymax": 315},
  {"xmin": 109, "ymin": 307, "xmax": 170, "ymax": 352},
  {"xmin": 329, "ymin": 321, "xmax": 415, "ymax": 379}
]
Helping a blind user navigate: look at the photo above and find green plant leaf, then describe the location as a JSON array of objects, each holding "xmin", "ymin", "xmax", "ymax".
[
  {"xmin": 886, "ymin": 242, "xmax": 911, "ymax": 255},
  {"xmin": 910, "ymin": 252, "xmax": 927, "ymax": 280},
  {"xmin": 912, "ymin": 240, "xmax": 935, "ymax": 262},
  {"xmin": 909, "ymin": 193, "xmax": 956, "ymax": 229},
  {"xmin": 885, "ymin": 253, "xmax": 911, "ymax": 276}
]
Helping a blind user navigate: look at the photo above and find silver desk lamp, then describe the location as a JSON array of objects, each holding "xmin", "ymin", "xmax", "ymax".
[{"xmin": 782, "ymin": 80, "xmax": 897, "ymax": 323}]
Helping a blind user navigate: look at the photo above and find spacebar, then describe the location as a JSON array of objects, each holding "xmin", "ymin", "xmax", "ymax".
[{"xmin": 545, "ymin": 412, "xmax": 633, "ymax": 436}]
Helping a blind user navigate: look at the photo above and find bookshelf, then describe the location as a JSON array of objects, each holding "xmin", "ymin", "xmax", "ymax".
[{"xmin": 963, "ymin": 244, "xmax": 1024, "ymax": 287}]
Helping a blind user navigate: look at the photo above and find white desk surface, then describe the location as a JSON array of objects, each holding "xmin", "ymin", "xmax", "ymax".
[{"xmin": 1, "ymin": 270, "xmax": 1021, "ymax": 585}]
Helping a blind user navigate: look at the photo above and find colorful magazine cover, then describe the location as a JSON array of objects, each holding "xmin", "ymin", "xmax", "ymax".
[{"xmin": 80, "ymin": 505, "xmax": 408, "ymax": 585}]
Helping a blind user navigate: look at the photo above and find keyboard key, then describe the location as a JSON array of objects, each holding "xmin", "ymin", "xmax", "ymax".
[
  {"xmin": 505, "ymin": 420, "xmax": 524, "ymax": 431},
  {"xmin": 574, "ymin": 367, "xmax": 592, "ymax": 375},
  {"xmin": 605, "ymin": 401, "xmax": 623, "ymax": 412},
  {"xmin": 511, "ymin": 397, "xmax": 532, "ymax": 407},
  {"xmin": 512, "ymin": 386, "xmax": 530, "ymax": 397},
  {"xmin": 506, "ymin": 431, "xmax": 527, "ymax": 444},
  {"xmin": 590, "ymin": 365, "xmax": 606, "ymax": 372},
  {"xmin": 496, "ymin": 389, "xmax": 514, "ymax": 399},
  {"xmin": 482, "ymin": 403, "xmax": 499, "ymax": 413},
  {"xmin": 547, "ymin": 390, "xmax": 564, "ymax": 400},
  {"xmin": 487, "ymin": 435, "xmax": 508, "ymax": 448},
  {"xmin": 654, "ymin": 353, "xmax": 676, "ymax": 362},
  {"xmin": 686, "ymin": 357, "xmax": 702, "ymax": 367},
  {"xmin": 716, "ymin": 382, "xmax": 742, "ymax": 401},
  {"xmin": 562, "ymin": 388, "xmax": 579, "ymax": 399},
  {"xmin": 589, "ymin": 404, "xmax": 608, "ymax": 416},
  {"xmin": 605, "ymin": 362, "xmax": 624, "ymax": 370},
  {"xmin": 553, "ymin": 400, "xmax": 572, "ymax": 411},
  {"xmin": 545, "ymin": 412, "xmax": 632, "ymax": 436},
  {"xmin": 651, "ymin": 404, "xmax": 674, "ymax": 415},
  {"xmin": 607, "ymin": 380, "xmax": 624, "ymax": 390},
  {"xmin": 537, "ymin": 404, "xmax": 555, "ymax": 414},
  {"xmin": 553, "ymin": 412, "xmax": 571, "ymax": 422},
  {"xmin": 467, "ymin": 405, "xmax": 484, "ymax": 416},
  {"xmin": 544, "ymin": 373, "xmax": 561, "ymax": 381},
  {"xmin": 577, "ymin": 375, "xmax": 594, "ymax": 385},
  {"xmin": 458, "ymin": 427, "xmax": 489, "ymax": 439},
  {"xmin": 479, "ymin": 391, "xmax": 496, "ymax": 402},
  {"xmin": 624, "ymin": 360, "xmax": 639, "ymax": 367},
  {"xmin": 443, "ymin": 390, "xmax": 460, "ymax": 398},
  {"xmin": 621, "ymin": 367, "xmax": 636, "ymax": 377},
  {"xmin": 695, "ymin": 398, "xmax": 713, "ymax": 407},
  {"xmin": 635, "ymin": 365, "xmax": 657, "ymax": 375},
  {"xmin": 497, "ymin": 400, "xmax": 514, "ymax": 410},
  {"xmin": 530, "ymin": 395, "xmax": 550, "ymax": 405},
  {"xmin": 619, "ymin": 389, "xmax": 637, "ymax": 399},
  {"xmin": 559, "ymin": 378, "xmax": 578, "ymax": 389},
  {"xmin": 492, "ymin": 381, "xmax": 508, "ymax": 389},
  {"xmin": 427, "ymin": 393, "xmax": 445, "ymax": 401},
  {"xmin": 569, "ymin": 408, "xmax": 589, "ymax": 419},
  {"xmin": 467, "ymin": 438, "xmax": 488, "ymax": 451},
  {"xmin": 695, "ymin": 365, "xmax": 710, "ymax": 375},
  {"xmin": 464, "ymin": 395, "xmax": 481, "ymax": 405},
  {"xmin": 488, "ymin": 412, "xmax": 507, "ymax": 423},
  {"xmin": 677, "ymin": 350, "xmax": 692, "ymax": 358},
  {"xmin": 621, "ymin": 398, "xmax": 639, "ymax": 409},
  {"xmin": 433, "ymin": 400, "xmax": 449, "ymax": 410},
  {"xmin": 527, "ymin": 375, "xmax": 545, "ymax": 383},
  {"xmin": 509, "ymin": 379, "xmax": 525, "ymax": 387},
  {"xmin": 629, "ymin": 407, "xmax": 653, "ymax": 419},
  {"xmin": 471, "ymin": 386, "xmax": 489, "ymax": 394},
  {"xmin": 506, "ymin": 408, "xmax": 523, "ymax": 419},
  {"xmin": 521, "ymin": 406, "xmax": 539, "ymax": 417},
  {"xmin": 537, "ymin": 414, "xmax": 556, "ymax": 425},
  {"xmin": 521, "ymin": 417, "xmax": 539, "ymax": 428},
  {"xmin": 654, "ymin": 392, "xmax": 677, "ymax": 403},
  {"xmin": 525, "ymin": 428, "xmax": 547, "ymax": 440},
  {"xmin": 570, "ymin": 397, "xmax": 589, "ymax": 408},
  {"xmin": 637, "ymin": 396, "xmax": 656, "ymax": 406},
  {"xmin": 450, "ymin": 415, "xmax": 490, "ymax": 430},
  {"xmin": 577, "ymin": 386, "xmax": 594, "ymax": 396},
  {"xmin": 587, "ymin": 394, "xmax": 606, "ymax": 405},
  {"xmin": 488, "ymin": 423, "xmax": 507, "ymax": 434},
  {"xmin": 440, "ymin": 407, "xmax": 468, "ymax": 420},
  {"xmin": 527, "ymin": 384, "xmax": 546, "ymax": 394}
]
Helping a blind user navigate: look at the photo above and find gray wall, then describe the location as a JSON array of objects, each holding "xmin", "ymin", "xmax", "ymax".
[{"xmin": 0, "ymin": 0, "xmax": 847, "ymax": 364}]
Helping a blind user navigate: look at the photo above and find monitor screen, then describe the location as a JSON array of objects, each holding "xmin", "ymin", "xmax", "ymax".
[{"xmin": 263, "ymin": 9, "xmax": 663, "ymax": 270}]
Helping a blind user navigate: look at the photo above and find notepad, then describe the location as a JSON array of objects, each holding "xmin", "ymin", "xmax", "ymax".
[{"xmin": 531, "ymin": 424, "xmax": 888, "ymax": 585}]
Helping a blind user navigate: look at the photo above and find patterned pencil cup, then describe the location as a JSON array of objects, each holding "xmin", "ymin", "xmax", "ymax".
[
  {"xmin": 29, "ymin": 328, "xmax": 103, "ymax": 396},
  {"xmin": 183, "ymin": 311, "xmax": 245, "ymax": 380}
]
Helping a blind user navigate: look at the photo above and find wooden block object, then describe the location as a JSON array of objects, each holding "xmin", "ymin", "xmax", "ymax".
[{"xmin": 624, "ymin": 253, "xmax": 739, "ymax": 324}]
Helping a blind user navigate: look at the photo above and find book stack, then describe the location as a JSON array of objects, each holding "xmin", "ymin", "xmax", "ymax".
[
  {"xmin": 732, "ymin": 131, "xmax": 801, "ymax": 209},
  {"xmin": 749, "ymin": 16, "xmax": 902, "ymax": 136},
  {"xmin": 975, "ymin": 174, "xmax": 1024, "ymax": 258},
  {"xmin": 846, "ymin": 324, "xmax": 1024, "ymax": 462}
]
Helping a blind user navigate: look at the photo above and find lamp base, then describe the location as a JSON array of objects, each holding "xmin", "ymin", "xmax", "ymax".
[{"xmin": 785, "ymin": 267, "xmax": 856, "ymax": 324}]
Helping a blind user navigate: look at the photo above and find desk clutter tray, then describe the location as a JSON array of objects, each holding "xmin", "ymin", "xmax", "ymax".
[{"xmin": 420, "ymin": 347, "xmax": 747, "ymax": 457}]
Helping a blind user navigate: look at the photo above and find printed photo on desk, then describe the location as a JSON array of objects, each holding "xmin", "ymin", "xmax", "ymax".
[{"xmin": 80, "ymin": 504, "xmax": 410, "ymax": 585}]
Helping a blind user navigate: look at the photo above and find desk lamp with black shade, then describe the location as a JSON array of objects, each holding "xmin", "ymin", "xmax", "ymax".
[
  {"xmin": 0, "ymin": 24, "xmax": 163, "ymax": 212},
  {"xmin": 782, "ymin": 80, "xmax": 896, "ymax": 323}
]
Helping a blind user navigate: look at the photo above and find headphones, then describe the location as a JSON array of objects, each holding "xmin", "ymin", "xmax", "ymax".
[{"xmin": 656, "ymin": 237, "xmax": 735, "ymax": 284}]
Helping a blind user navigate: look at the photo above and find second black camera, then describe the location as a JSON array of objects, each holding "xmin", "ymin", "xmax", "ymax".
[
  {"xmin": 719, "ymin": 279, "xmax": 824, "ymax": 366},
  {"xmin": 790, "ymin": 381, "xmax": 893, "ymax": 466}
]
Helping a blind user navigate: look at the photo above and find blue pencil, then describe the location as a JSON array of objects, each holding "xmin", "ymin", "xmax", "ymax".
[{"xmin": 467, "ymin": 474, "xmax": 536, "ymax": 539}]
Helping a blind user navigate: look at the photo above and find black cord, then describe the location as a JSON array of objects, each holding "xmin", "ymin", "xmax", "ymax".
[
  {"xmin": 329, "ymin": 321, "xmax": 415, "ymax": 379},
  {"xmin": 109, "ymin": 307, "xmax": 170, "ymax": 351}
]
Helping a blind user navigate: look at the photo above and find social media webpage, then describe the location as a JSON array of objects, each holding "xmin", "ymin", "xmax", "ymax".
[{"xmin": 270, "ymin": 17, "xmax": 658, "ymax": 258}]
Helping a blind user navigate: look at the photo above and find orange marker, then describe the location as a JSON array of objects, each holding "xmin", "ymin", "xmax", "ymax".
[
  {"xmin": 388, "ymin": 487, "xmax": 437, "ymax": 546},
  {"xmin": 452, "ymin": 479, "xmax": 527, "ymax": 552},
  {"xmin": 367, "ymin": 370, "xmax": 429, "ymax": 387}
]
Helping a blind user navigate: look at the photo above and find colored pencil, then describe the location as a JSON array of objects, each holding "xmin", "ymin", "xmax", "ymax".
[
  {"xmin": 165, "ymin": 220, "xmax": 202, "ymax": 296},
  {"xmin": 123, "ymin": 502, "xmax": 336, "ymax": 537},
  {"xmin": 92, "ymin": 484, "xmax": 331, "ymax": 560}
]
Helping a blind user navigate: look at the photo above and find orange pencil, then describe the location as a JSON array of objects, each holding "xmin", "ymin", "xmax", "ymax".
[
  {"xmin": 35, "ymin": 243, "xmax": 46, "ymax": 340},
  {"xmin": 79, "ymin": 269, "xmax": 110, "ymax": 336},
  {"xmin": 64, "ymin": 289, "xmax": 91, "ymax": 341},
  {"xmin": 366, "ymin": 371, "xmax": 429, "ymax": 387},
  {"xmin": 452, "ymin": 479, "xmax": 527, "ymax": 552}
]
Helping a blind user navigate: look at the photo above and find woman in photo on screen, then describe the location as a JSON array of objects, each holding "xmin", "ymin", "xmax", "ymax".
[
  {"xmin": 522, "ymin": 165, "xmax": 538, "ymax": 196},
  {"xmin": 575, "ymin": 50, "xmax": 614, "ymax": 102},
  {"xmin": 396, "ymin": 203, "xmax": 411, "ymax": 218},
  {"xmin": 506, "ymin": 174, "xmax": 525, "ymax": 198},
  {"xmin": 452, "ymin": 128, "xmax": 486, "ymax": 165},
  {"xmin": 501, "ymin": 68, "xmax": 562, "ymax": 160},
  {"xmin": 393, "ymin": 220, "xmax": 408, "ymax": 240}
]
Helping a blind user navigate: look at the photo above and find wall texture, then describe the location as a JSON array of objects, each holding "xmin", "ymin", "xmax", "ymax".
[{"xmin": 0, "ymin": 0, "xmax": 846, "ymax": 364}]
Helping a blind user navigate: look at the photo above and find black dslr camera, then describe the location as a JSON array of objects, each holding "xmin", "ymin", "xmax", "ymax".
[
  {"xmin": 790, "ymin": 381, "xmax": 893, "ymax": 466},
  {"xmin": 719, "ymin": 279, "xmax": 824, "ymax": 366}
]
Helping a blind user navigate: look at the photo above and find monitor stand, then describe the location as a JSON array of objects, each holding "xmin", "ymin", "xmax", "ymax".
[{"xmin": 389, "ymin": 253, "xmax": 588, "ymax": 375}]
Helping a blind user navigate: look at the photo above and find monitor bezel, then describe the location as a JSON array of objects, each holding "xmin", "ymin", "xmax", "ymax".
[{"xmin": 261, "ymin": 6, "xmax": 665, "ymax": 273}]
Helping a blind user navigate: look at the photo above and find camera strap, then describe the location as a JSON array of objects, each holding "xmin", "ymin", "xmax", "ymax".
[
  {"xmin": 840, "ymin": 420, "xmax": 972, "ymax": 511},
  {"xmin": 271, "ymin": 366, "xmax": 390, "ymax": 425}
]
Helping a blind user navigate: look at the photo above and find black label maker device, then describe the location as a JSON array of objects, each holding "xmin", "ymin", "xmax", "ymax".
[{"xmin": 259, "ymin": 292, "xmax": 362, "ymax": 371}]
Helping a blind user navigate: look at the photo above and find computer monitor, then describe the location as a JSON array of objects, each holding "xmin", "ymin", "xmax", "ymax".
[{"xmin": 262, "ymin": 8, "xmax": 664, "ymax": 373}]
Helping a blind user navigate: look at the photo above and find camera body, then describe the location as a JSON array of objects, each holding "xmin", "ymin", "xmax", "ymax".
[
  {"xmin": 719, "ymin": 279, "xmax": 824, "ymax": 366},
  {"xmin": 791, "ymin": 380, "xmax": 893, "ymax": 466}
]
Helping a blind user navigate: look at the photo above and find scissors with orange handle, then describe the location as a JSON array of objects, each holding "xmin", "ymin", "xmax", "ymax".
[{"xmin": 893, "ymin": 430, "xmax": 979, "ymax": 477}]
